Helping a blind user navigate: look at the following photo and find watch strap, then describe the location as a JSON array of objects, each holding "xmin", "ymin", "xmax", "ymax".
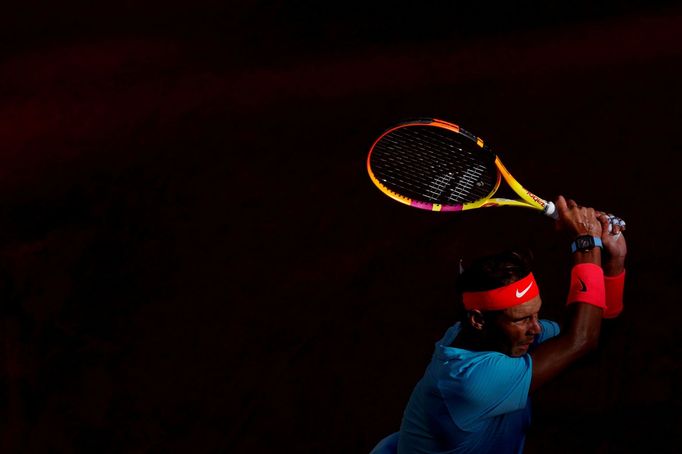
[{"xmin": 570, "ymin": 236, "xmax": 603, "ymax": 253}]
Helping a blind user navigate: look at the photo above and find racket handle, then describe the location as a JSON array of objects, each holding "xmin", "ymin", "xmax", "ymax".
[
  {"xmin": 606, "ymin": 215, "xmax": 626, "ymax": 232},
  {"xmin": 543, "ymin": 201, "xmax": 559, "ymax": 220},
  {"xmin": 544, "ymin": 201, "xmax": 626, "ymax": 231}
]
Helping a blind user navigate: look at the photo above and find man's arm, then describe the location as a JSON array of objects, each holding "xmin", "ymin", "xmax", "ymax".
[
  {"xmin": 529, "ymin": 195, "xmax": 607, "ymax": 393},
  {"xmin": 599, "ymin": 212, "xmax": 627, "ymax": 318}
]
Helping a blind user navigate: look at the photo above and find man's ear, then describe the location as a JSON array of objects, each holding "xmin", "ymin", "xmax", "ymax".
[{"xmin": 466, "ymin": 310, "xmax": 485, "ymax": 331}]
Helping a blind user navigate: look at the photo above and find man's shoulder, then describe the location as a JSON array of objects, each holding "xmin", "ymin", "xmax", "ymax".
[{"xmin": 538, "ymin": 319, "xmax": 560, "ymax": 342}]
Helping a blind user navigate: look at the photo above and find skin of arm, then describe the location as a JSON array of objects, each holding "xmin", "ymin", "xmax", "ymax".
[{"xmin": 529, "ymin": 195, "xmax": 606, "ymax": 392}]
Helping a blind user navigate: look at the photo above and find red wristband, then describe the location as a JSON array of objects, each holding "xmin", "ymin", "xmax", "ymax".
[
  {"xmin": 603, "ymin": 270, "xmax": 625, "ymax": 318},
  {"xmin": 566, "ymin": 263, "xmax": 606, "ymax": 310}
]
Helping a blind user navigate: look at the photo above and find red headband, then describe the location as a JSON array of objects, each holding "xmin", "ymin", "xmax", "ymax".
[{"xmin": 462, "ymin": 273, "xmax": 539, "ymax": 311}]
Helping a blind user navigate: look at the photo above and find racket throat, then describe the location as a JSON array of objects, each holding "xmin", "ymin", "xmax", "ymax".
[{"xmin": 495, "ymin": 157, "xmax": 549, "ymax": 211}]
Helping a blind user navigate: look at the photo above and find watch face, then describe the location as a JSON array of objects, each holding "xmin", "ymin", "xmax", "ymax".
[{"xmin": 576, "ymin": 236, "xmax": 594, "ymax": 250}]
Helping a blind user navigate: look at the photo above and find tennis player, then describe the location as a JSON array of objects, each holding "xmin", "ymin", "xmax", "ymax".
[{"xmin": 371, "ymin": 195, "xmax": 627, "ymax": 454}]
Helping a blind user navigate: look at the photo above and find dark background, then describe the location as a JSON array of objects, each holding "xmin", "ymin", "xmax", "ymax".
[{"xmin": 0, "ymin": 1, "xmax": 681, "ymax": 453}]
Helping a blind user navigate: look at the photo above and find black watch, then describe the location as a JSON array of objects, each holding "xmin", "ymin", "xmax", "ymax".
[{"xmin": 570, "ymin": 235, "xmax": 603, "ymax": 253}]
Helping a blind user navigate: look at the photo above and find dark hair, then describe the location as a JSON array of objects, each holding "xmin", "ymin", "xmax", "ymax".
[{"xmin": 456, "ymin": 249, "xmax": 533, "ymax": 294}]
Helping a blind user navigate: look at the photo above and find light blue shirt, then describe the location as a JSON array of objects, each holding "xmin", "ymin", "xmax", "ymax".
[{"xmin": 397, "ymin": 320, "xmax": 560, "ymax": 454}]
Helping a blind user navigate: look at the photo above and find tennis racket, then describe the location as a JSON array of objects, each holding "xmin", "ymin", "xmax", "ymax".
[{"xmin": 366, "ymin": 118, "xmax": 626, "ymax": 228}]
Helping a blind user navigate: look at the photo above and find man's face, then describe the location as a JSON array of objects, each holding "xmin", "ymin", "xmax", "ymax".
[{"xmin": 489, "ymin": 296, "xmax": 543, "ymax": 357}]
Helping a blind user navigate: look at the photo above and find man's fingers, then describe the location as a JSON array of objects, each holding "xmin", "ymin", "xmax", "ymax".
[{"xmin": 555, "ymin": 195, "xmax": 568, "ymax": 212}]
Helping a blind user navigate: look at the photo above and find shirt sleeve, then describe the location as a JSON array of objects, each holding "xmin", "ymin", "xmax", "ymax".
[
  {"xmin": 536, "ymin": 319, "xmax": 560, "ymax": 344},
  {"xmin": 438, "ymin": 353, "xmax": 532, "ymax": 431}
]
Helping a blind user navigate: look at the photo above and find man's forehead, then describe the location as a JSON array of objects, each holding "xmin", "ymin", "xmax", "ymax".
[{"xmin": 504, "ymin": 296, "xmax": 542, "ymax": 317}]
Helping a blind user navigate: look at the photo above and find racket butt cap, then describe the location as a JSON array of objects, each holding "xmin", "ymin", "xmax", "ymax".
[{"xmin": 544, "ymin": 201, "xmax": 559, "ymax": 219}]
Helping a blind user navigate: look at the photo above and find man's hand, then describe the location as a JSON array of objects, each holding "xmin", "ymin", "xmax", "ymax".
[
  {"xmin": 597, "ymin": 211, "xmax": 627, "ymax": 276},
  {"xmin": 555, "ymin": 195, "xmax": 604, "ymax": 238}
]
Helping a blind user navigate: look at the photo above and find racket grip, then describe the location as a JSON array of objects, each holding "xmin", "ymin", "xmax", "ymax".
[
  {"xmin": 606, "ymin": 215, "xmax": 626, "ymax": 232},
  {"xmin": 544, "ymin": 202, "xmax": 626, "ymax": 231},
  {"xmin": 543, "ymin": 201, "xmax": 559, "ymax": 220}
]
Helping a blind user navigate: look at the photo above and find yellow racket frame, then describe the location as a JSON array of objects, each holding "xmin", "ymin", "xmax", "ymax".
[{"xmin": 367, "ymin": 118, "xmax": 556, "ymax": 217}]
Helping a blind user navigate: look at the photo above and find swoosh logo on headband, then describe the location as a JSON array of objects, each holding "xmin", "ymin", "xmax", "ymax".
[{"xmin": 515, "ymin": 281, "xmax": 533, "ymax": 298}]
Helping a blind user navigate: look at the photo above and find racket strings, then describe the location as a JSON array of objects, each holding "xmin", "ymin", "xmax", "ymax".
[
  {"xmin": 376, "ymin": 130, "xmax": 482, "ymax": 196},
  {"xmin": 374, "ymin": 144, "xmax": 486, "ymax": 202},
  {"xmin": 370, "ymin": 126, "xmax": 497, "ymax": 204}
]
